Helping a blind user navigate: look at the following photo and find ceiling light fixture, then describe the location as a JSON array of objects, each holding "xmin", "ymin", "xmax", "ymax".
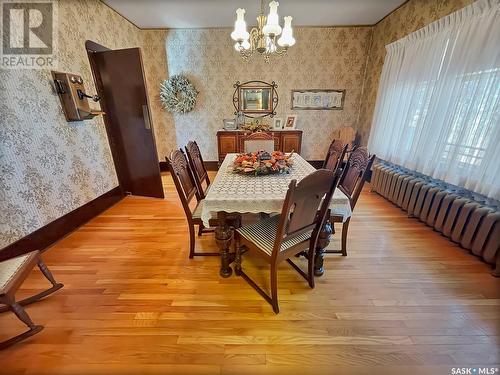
[{"xmin": 231, "ymin": 0, "xmax": 296, "ymax": 62}]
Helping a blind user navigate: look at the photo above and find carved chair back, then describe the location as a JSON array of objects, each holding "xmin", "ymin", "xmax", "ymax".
[
  {"xmin": 166, "ymin": 149, "xmax": 201, "ymax": 221},
  {"xmin": 243, "ymin": 132, "xmax": 275, "ymax": 153},
  {"xmin": 323, "ymin": 139, "xmax": 348, "ymax": 173},
  {"xmin": 338, "ymin": 147, "xmax": 375, "ymax": 210},
  {"xmin": 185, "ymin": 141, "xmax": 210, "ymax": 198},
  {"xmin": 272, "ymin": 169, "xmax": 340, "ymax": 259}
]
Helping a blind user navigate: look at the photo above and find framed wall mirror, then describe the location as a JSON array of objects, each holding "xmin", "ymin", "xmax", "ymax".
[{"xmin": 233, "ymin": 80, "xmax": 278, "ymax": 118}]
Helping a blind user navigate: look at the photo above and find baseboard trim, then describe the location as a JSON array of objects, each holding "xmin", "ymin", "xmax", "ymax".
[
  {"xmin": 308, "ymin": 160, "xmax": 324, "ymax": 169},
  {"xmin": 0, "ymin": 186, "xmax": 124, "ymax": 262},
  {"xmin": 161, "ymin": 160, "xmax": 323, "ymax": 172},
  {"xmin": 204, "ymin": 161, "xmax": 219, "ymax": 171}
]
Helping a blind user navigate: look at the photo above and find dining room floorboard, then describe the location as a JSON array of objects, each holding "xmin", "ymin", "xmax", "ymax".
[{"xmin": 0, "ymin": 172, "xmax": 498, "ymax": 375}]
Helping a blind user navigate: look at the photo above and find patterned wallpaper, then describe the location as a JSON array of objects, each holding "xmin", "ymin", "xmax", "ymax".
[
  {"xmin": 358, "ymin": 0, "xmax": 474, "ymax": 143},
  {"xmin": 1, "ymin": 0, "xmax": 473, "ymax": 249},
  {"xmin": 142, "ymin": 29, "xmax": 178, "ymax": 159},
  {"xmin": 0, "ymin": 0, "xmax": 173, "ymax": 249},
  {"xmin": 165, "ymin": 27, "xmax": 373, "ymax": 161}
]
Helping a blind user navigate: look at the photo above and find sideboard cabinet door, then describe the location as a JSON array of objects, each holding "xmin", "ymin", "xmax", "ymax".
[
  {"xmin": 217, "ymin": 132, "xmax": 238, "ymax": 163},
  {"xmin": 272, "ymin": 133, "xmax": 281, "ymax": 151},
  {"xmin": 281, "ymin": 132, "xmax": 302, "ymax": 153}
]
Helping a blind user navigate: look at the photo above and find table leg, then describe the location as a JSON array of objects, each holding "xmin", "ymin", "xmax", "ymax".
[
  {"xmin": 216, "ymin": 211, "xmax": 233, "ymax": 278},
  {"xmin": 314, "ymin": 218, "xmax": 333, "ymax": 276}
]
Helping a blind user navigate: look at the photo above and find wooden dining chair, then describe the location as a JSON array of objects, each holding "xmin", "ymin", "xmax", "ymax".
[
  {"xmin": 185, "ymin": 141, "xmax": 210, "ymax": 199},
  {"xmin": 166, "ymin": 149, "xmax": 240, "ymax": 258},
  {"xmin": 243, "ymin": 132, "xmax": 275, "ymax": 153},
  {"xmin": 327, "ymin": 147, "xmax": 375, "ymax": 256},
  {"xmin": 0, "ymin": 250, "xmax": 63, "ymax": 349},
  {"xmin": 234, "ymin": 169, "xmax": 341, "ymax": 313},
  {"xmin": 323, "ymin": 139, "xmax": 348, "ymax": 173}
]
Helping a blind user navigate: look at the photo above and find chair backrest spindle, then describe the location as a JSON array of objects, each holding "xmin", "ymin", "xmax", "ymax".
[
  {"xmin": 166, "ymin": 149, "xmax": 200, "ymax": 221},
  {"xmin": 272, "ymin": 169, "xmax": 341, "ymax": 257},
  {"xmin": 323, "ymin": 139, "xmax": 348, "ymax": 173},
  {"xmin": 185, "ymin": 141, "xmax": 210, "ymax": 198},
  {"xmin": 338, "ymin": 147, "xmax": 375, "ymax": 209}
]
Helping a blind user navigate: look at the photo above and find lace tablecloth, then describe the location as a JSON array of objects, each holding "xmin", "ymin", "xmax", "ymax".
[{"xmin": 201, "ymin": 153, "xmax": 352, "ymax": 227}]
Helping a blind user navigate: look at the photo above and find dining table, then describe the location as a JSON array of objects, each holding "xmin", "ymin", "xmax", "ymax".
[{"xmin": 201, "ymin": 153, "xmax": 352, "ymax": 277}]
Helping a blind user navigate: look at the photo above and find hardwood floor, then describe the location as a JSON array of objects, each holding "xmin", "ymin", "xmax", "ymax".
[{"xmin": 0, "ymin": 172, "xmax": 498, "ymax": 374}]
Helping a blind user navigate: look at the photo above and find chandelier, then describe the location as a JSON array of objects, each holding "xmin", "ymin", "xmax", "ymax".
[{"xmin": 231, "ymin": 0, "xmax": 296, "ymax": 62}]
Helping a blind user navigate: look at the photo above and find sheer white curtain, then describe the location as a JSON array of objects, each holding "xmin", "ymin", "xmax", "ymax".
[{"xmin": 368, "ymin": 0, "xmax": 500, "ymax": 200}]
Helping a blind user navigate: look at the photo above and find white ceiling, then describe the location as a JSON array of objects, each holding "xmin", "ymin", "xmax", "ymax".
[{"xmin": 103, "ymin": 0, "xmax": 407, "ymax": 29}]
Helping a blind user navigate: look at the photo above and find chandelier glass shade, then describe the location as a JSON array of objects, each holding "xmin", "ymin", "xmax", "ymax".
[{"xmin": 231, "ymin": 0, "xmax": 295, "ymax": 62}]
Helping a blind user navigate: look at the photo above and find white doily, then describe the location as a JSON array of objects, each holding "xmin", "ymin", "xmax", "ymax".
[{"xmin": 201, "ymin": 153, "xmax": 352, "ymax": 227}]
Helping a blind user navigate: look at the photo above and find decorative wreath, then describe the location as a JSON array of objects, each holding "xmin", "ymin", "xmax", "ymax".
[{"xmin": 160, "ymin": 75, "xmax": 198, "ymax": 114}]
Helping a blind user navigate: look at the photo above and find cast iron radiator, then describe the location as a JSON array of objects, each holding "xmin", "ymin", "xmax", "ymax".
[{"xmin": 371, "ymin": 160, "xmax": 499, "ymax": 276}]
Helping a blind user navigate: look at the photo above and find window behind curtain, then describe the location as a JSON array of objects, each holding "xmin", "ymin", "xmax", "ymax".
[{"xmin": 368, "ymin": 0, "xmax": 500, "ymax": 199}]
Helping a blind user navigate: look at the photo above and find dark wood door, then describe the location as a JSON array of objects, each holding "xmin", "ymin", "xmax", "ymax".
[{"xmin": 90, "ymin": 47, "xmax": 164, "ymax": 198}]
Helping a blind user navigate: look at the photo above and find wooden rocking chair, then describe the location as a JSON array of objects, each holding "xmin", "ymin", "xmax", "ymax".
[{"xmin": 0, "ymin": 250, "xmax": 63, "ymax": 349}]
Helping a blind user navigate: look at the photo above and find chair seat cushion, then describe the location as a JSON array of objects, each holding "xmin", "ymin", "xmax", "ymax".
[
  {"xmin": 0, "ymin": 253, "xmax": 36, "ymax": 294},
  {"xmin": 236, "ymin": 215, "xmax": 312, "ymax": 255}
]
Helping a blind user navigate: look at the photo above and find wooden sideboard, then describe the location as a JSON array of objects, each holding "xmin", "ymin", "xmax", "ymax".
[{"xmin": 217, "ymin": 130, "xmax": 302, "ymax": 163}]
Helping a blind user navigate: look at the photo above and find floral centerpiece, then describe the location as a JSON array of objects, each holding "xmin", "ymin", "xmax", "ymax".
[{"xmin": 232, "ymin": 150, "xmax": 294, "ymax": 176}]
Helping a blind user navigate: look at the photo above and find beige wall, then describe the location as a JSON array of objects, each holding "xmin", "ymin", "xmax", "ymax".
[
  {"xmin": 358, "ymin": 0, "xmax": 474, "ymax": 143},
  {"xmin": 0, "ymin": 0, "xmax": 174, "ymax": 248},
  {"xmin": 165, "ymin": 27, "xmax": 373, "ymax": 161}
]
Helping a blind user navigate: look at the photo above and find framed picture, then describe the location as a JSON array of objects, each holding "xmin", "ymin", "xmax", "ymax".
[
  {"xmin": 273, "ymin": 118, "xmax": 283, "ymax": 130},
  {"xmin": 291, "ymin": 89, "xmax": 345, "ymax": 110},
  {"xmin": 223, "ymin": 118, "xmax": 237, "ymax": 130},
  {"xmin": 284, "ymin": 115, "xmax": 297, "ymax": 129}
]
